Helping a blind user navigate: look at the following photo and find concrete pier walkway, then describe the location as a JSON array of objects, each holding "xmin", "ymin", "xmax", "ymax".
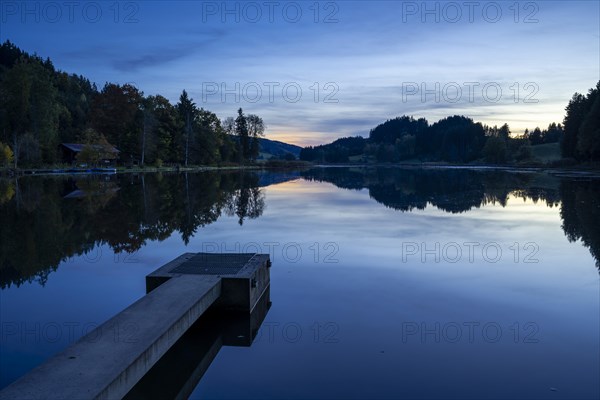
[{"xmin": 0, "ymin": 253, "xmax": 270, "ymax": 400}]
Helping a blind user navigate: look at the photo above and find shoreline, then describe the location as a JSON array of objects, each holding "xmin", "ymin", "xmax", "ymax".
[
  {"xmin": 0, "ymin": 164, "xmax": 263, "ymax": 177},
  {"xmin": 299, "ymin": 161, "xmax": 600, "ymax": 178},
  {"xmin": 1, "ymin": 161, "xmax": 600, "ymax": 179}
]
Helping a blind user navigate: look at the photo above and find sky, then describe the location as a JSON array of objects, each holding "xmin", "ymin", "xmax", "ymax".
[{"xmin": 1, "ymin": 0, "xmax": 599, "ymax": 146}]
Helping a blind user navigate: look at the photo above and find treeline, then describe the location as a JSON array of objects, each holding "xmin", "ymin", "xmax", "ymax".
[
  {"xmin": 0, "ymin": 41, "xmax": 264, "ymax": 167},
  {"xmin": 299, "ymin": 136, "xmax": 367, "ymax": 163},
  {"xmin": 523, "ymin": 123, "xmax": 564, "ymax": 146},
  {"xmin": 301, "ymin": 81, "xmax": 600, "ymax": 165},
  {"xmin": 301, "ymin": 116, "xmax": 516, "ymax": 164}
]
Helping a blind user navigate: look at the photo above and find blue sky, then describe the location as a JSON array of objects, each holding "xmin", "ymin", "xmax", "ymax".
[{"xmin": 1, "ymin": 0, "xmax": 599, "ymax": 146}]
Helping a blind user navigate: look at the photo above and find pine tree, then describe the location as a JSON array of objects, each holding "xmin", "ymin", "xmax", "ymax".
[
  {"xmin": 577, "ymin": 91, "xmax": 600, "ymax": 161},
  {"xmin": 235, "ymin": 108, "xmax": 249, "ymax": 162},
  {"xmin": 176, "ymin": 90, "xmax": 196, "ymax": 166},
  {"xmin": 247, "ymin": 114, "xmax": 265, "ymax": 160}
]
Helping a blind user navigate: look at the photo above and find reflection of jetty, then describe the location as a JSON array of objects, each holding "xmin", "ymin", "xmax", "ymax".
[
  {"xmin": 126, "ymin": 284, "xmax": 271, "ymax": 399},
  {"xmin": 0, "ymin": 253, "xmax": 271, "ymax": 399}
]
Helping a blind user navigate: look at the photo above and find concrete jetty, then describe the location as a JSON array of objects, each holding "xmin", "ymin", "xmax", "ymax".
[
  {"xmin": 0, "ymin": 253, "xmax": 270, "ymax": 400},
  {"xmin": 125, "ymin": 285, "xmax": 271, "ymax": 399}
]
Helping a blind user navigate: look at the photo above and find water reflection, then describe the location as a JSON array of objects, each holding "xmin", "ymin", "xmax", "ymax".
[
  {"xmin": 124, "ymin": 286, "xmax": 271, "ymax": 400},
  {"xmin": 560, "ymin": 179, "xmax": 600, "ymax": 270},
  {"xmin": 301, "ymin": 167, "xmax": 562, "ymax": 213},
  {"xmin": 302, "ymin": 167, "xmax": 599, "ymax": 269},
  {"xmin": 1, "ymin": 167, "xmax": 599, "ymax": 399},
  {"xmin": 1, "ymin": 167, "xmax": 598, "ymax": 290},
  {"xmin": 0, "ymin": 171, "xmax": 282, "ymax": 289}
]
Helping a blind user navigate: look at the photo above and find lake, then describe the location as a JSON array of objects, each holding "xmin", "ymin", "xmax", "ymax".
[{"xmin": 0, "ymin": 167, "xmax": 598, "ymax": 399}]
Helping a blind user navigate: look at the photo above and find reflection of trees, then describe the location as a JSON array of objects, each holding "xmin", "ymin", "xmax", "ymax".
[
  {"xmin": 3, "ymin": 168, "xmax": 599, "ymax": 288},
  {"xmin": 0, "ymin": 171, "xmax": 267, "ymax": 288},
  {"xmin": 303, "ymin": 167, "xmax": 598, "ymax": 271},
  {"xmin": 303, "ymin": 168, "xmax": 562, "ymax": 213},
  {"xmin": 0, "ymin": 180, "xmax": 15, "ymax": 205},
  {"xmin": 301, "ymin": 167, "xmax": 367, "ymax": 191},
  {"xmin": 560, "ymin": 180, "xmax": 600, "ymax": 270},
  {"xmin": 225, "ymin": 177, "xmax": 265, "ymax": 226}
]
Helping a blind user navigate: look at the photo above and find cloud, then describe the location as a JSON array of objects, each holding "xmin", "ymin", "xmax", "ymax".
[
  {"xmin": 112, "ymin": 46, "xmax": 197, "ymax": 72},
  {"xmin": 61, "ymin": 27, "xmax": 228, "ymax": 72},
  {"xmin": 9, "ymin": 0, "xmax": 596, "ymax": 146}
]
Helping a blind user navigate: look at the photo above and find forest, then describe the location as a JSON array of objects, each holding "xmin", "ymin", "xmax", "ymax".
[
  {"xmin": 300, "ymin": 82, "xmax": 600, "ymax": 165},
  {"xmin": 0, "ymin": 41, "xmax": 264, "ymax": 168}
]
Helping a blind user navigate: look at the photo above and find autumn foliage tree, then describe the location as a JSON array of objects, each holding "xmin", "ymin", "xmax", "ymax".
[{"xmin": 0, "ymin": 142, "xmax": 13, "ymax": 167}]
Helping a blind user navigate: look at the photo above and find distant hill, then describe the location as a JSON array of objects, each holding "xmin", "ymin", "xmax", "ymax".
[
  {"xmin": 258, "ymin": 137, "xmax": 302, "ymax": 159},
  {"xmin": 299, "ymin": 136, "xmax": 368, "ymax": 163}
]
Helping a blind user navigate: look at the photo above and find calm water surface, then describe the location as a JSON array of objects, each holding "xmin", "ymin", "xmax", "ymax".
[{"xmin": 0, "ymin": 167, "xmax": 598, "ymax": 399}]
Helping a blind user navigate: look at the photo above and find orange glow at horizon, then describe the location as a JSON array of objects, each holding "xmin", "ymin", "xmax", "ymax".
[{"xmin": 264, "ymin": 131, "xmax": 332, "ymax": 148}]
